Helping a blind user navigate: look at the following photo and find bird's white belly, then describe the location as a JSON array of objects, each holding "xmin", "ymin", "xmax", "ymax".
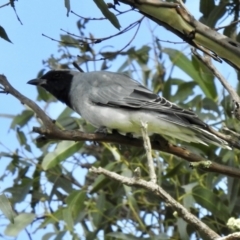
[{"xmin": 78, "ymin": 103, "xmax": 193, "ymax": 137}]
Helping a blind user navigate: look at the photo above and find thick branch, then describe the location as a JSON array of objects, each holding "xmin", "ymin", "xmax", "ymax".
[
  {"xmin": 90, "ymin": 166, "xmax": 220, "ymax": 240},
  {"xmin": 1, "ymin": 74, "xmax": 240, "ymax": 179},
  {"xmin": 118, "ymin": 0, "xmax": 240, "ymax": 71},
  {"xmin": 32, "ymin": 127, "xmax": 240, "ymax": 179}
]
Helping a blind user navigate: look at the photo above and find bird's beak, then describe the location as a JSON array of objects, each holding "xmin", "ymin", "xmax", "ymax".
[{"xmin": 27, "ymin": 78, "xmax": 47, "ymax": 86}]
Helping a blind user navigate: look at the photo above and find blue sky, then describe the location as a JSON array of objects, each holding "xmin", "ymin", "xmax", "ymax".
[
  {"xmin": 0, "ymin": 0, "xmax": 181, "ymax": 157},
  {"xmin": 0, "ymin": 0, "xmax": 237, "ymax": 239}
]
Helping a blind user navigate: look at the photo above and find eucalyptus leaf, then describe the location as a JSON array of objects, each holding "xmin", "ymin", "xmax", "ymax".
[
  {"xmin": 93, "ymin": 0, "xmax": 121, "ymax": 30},
  {"xmin": 42, "ymin": 141, "xmax": 83, "ymax": 170},
  {"xmin": 5, "ymin": 213, "xmax": 35, "ymax": 237},
  {"xmin": 163, "ymin": 48, "xmax": 217, "ymax": 99},
  {"xmin": 0, "ymin": 194, "xmax": 15, "ymax": 223},
  {"xmin": 0, "ymin": 26, "xmax": 12, "ymax": 43}
]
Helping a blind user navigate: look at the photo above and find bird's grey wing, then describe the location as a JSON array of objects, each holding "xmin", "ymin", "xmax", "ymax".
[{"xmin": 87, "ymin": 71, "xmax": 206, "ymax": 127}]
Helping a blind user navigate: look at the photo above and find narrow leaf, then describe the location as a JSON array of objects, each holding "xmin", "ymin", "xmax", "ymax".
[
  {"xmin": 64, "ymin": 0, "xmax": 71, "ymax": 16},
  {"xmin": 42, "ymin": 141, "xmax": 83, "ymax": 170},
  {"xmin": 163, "ymin": 48, "xmax": 217, "ymax": 99},
  {"xmin": 200, "ymin": 0, "xmax": 215, "ymax": 18},
  {"xmin": 10, "ymin": 110, "xmax": 34, "ymax": 129},
  {"xmin": 0, "ymin": 26, "xmax": 12, "ymax": 43},
  {"xmin": 93, "ymin": 0, "xmax": 121, "ymax": 30},
  {"xmin": 0, "ymin": 194, "xmax": 15, "ymax": 223},
  {"xmin": 192, "ymin": 186, "xmax": 229, "ymax": 222},
  {"xmin": 5, "ymin": 213, "xmax": 35, "ymax": 237}
]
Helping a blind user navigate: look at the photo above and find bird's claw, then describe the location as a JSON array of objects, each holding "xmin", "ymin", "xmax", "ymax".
[{"xmin": 95, "ymin": 126, "xmax": 108, "ymax": 136}]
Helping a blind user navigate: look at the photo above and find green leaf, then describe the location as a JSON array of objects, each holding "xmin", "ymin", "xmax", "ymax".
[
  {"xmin": 177, "ymin": 218, "xmax": 189, "ymax": 240},
  {"xmin": 192, "ymin": 54, "xmax": 214, "ymax": 84},
  {"xmin": 172, "ymin": 81, "xmax": 196, "ymax": 102},
  {"xmin": 38, "ymin": 208, "xmax": 63, "ymax": 228},
  {"xmin": 42, "ymin": 233, "xmax": 56, "ymax": 240},
  {"xmin": 42, "ymin": 141, "xmax": 83, "ymax": 170},
  {"xmin": 181, "ymin": 182, "xmax": 198, "ymax": 209},
  {"xmin": 0, "ymin": 26, "xmax": 12, "ymax": 43},
  {"xmin": 5, "ymin": 213, "xmax": 35, "ymax": 237},
  {"xmin": 57, "ymin": 117, "xmax": 80, "ymax": 130},
  {"xmin": 5, "ymin": 178, "xmax": 33, "ymax": 203},
  {"xmin": 16, "ymin": 128, "xmax": 27, "ymax": 146},
  {"xmin": 66, "ymin": 191, "xmax": 86, "ymax": 219},
  {"xmin": 10, "ymin": 110, "xmax": 34, "ymax": 129},
  {"xmin": 164, "ymin": 161, "xmax": 184, "ymax": 178},
  {"xmin": 60, "ymin": 34, "xmax": 79, "ymax": 47},
  {"xmin": 37, "ymin": 86, "xmax": 53, "ymax": 102},
  {"xmin": 202, "ymin": 98, "xmax": 220, "ymax": 114},
  {"xmin": 0, "ymin": 194, "xmax": 15, "ymax": 223},
  {"xmin": 64, "ymin": 0, "xmax": 71, "ymax": 16},
  {"xmin": 206, "ymin": 1, "xmax": 227, "ymax": 28},
  {"xmin": 63, "ymin": 208, "xmax": 74, "ymax": 231},
  {"xmin": 163, "ymin": 48, "xmax": 217, "ymax": 99},
  {"xmin": 200, "ymin": 0, "xmax": 215, "ymax": 18},
  {"xmin": 47, "ymin": 167, "xmax": 73, "ymax": 195},
  {"xmin": 192, "ymin": 186, "xmax": 229, "ymax": 222},
  {"xmin": 92, "ymin": 191, "xmax": 105, "ymax": 227},
  {"xmin": 57, "ymin": 107, "xmax": 74, "ymax": 119},
  {"xmin": 93, "ymin": 0, "xmax": 121, "ymax": 30},
  {"xmin": 104, "ymin": 143, "xmax": 121, "ymax": 161},
  {"xmin": 54, "ymin": 231, "xmax": 67, "ymax": 240}
]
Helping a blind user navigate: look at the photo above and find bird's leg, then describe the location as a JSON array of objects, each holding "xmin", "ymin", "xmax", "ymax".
[
  {"xmin": 151, "ymin": 134, "xmax": 169, "ymax": 147},
  {"xmin": 126, "ymin": 132, "xmax": 134, "ymax": 138},
  {"xmin": 95, "ymin": 126, "xmax": 108, "ymax": 136}
]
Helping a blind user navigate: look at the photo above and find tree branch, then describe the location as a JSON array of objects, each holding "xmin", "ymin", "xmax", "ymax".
[
  {"xmin": 217, "ymin": 232, "xmax": 240, "ymax": 240},
  {"xmin": 118, "ymin": 0, "xmax": 240, "ymax": 71},
  {"xmin": 1, "ymin": 74, "xmax": 240, "ymax": 179},
  {"xmin": 0, "ymin": 75, "xmax": 55, "ymax": 130},
  {"xmin": 90, "ymin": 166, "xmax": 220, "ymax": 240},
  {"xmin": 141, "ymin": 121, "xmax": 156, "ymax": 183}
]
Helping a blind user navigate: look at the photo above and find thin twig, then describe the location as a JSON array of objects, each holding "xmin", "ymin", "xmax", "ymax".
[
  {"xmin": 140, "ymin": 121, "xmax": 156, "ymax": 183},
  {"xmin": 0, "ymin": 2, "xmax": 10, "ymax": 8},
  {"xmin": 90, "ymin": 166, "xmax": 220, "ymax": 240},
  {"xmin": 215, "ymin": 19, "xmax": 240, "ymax": 31},
  {"xmin": 71, "ymin": 8, "xmax": 133, "ymax": 21}
]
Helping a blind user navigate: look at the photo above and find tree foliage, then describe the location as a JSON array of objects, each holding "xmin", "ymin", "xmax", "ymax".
[{"xmin": 1, "ymin": 0, "xmax": 240, "ymax": 239}]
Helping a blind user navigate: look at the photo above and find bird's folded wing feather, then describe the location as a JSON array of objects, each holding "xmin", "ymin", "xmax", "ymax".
[{"xmin": 87, "ymin": 72, "xmax": 206, "ymax": 127}]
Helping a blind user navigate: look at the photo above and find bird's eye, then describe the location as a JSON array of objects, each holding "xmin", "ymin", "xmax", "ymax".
[{"xmin": 54, "ymin": 73, "xmax": 61, "ymax": 79}]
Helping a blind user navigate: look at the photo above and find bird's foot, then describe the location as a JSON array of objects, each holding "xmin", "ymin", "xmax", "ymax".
[
  {"xmin": 151, "ymin": 134, "xmax": 169, "ymax": 147},
  {"xmin": 95, "ymin": 126, "xmax": 108, "ymax": 136},
  {"xmin": 126, "ymin": 132, "xmax": 134, "ymax": 138}
]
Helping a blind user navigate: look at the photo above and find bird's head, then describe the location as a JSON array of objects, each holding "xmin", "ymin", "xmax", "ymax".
[{"xmin": 27, "ymin": 70, "xmax": 74, "ymax": 106}]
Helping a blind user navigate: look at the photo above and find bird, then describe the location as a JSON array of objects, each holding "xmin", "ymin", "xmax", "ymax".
[{"xmin": 27, "ymin": 70, "xmax": 231, "ymax": 149}]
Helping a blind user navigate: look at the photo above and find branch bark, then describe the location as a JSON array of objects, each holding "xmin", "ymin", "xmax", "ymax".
[
  {"xmin": 90, "ymin": 166, "xmax": 220, "ymax": 240},
  {"xmin": 118, "ymin": 0, "xmax": 240, "ymax": 71},
  {"xmin": 141, "ymin": 121, "xmax": 156, "ymax": 183},
  {"xmin": 217, "ymin": 232, "xmax": 240, "ymax": 240},
  {"xmin": 1, "ymin": 74, "xmax": 240, "ymax": 179}
]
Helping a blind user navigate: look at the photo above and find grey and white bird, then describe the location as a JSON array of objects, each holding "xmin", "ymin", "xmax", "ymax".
[{"xmin": 27, "ymin": 70, "xmax": 231, "ymax": 149}]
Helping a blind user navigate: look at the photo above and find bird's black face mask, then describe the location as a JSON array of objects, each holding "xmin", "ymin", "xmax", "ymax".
[{"xmin": 27, "ymin": 70, "xmax": 73, "ymax": 107}]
